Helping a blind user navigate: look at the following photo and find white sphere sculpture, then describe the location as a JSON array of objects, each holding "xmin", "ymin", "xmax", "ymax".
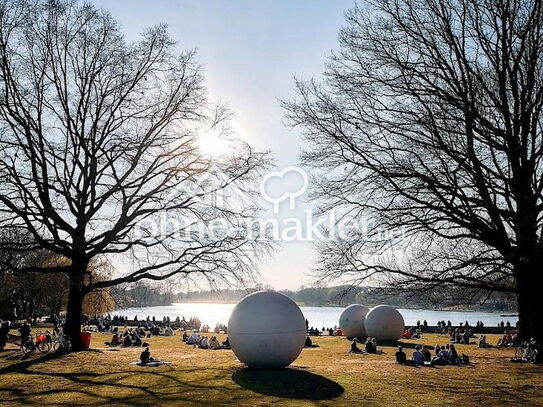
[
  {"xmin": 339, "ymin": 304, "xmax": 369, "ymax": 339},
  {"xmin": 228, "ymin": 291, "xmax": 306, "ymax": 368},
  {"xmin": 364, "ymin": 305, "xmax": 405, "ymax": 341}
]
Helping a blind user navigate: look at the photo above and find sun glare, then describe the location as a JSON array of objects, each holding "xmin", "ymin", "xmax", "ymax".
[{"xmin": 197, "ymin": 128, "xmax": 231, "ymax": 157}]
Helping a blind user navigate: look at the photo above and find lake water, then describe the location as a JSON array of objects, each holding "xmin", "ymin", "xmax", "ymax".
[{"xmin": 115, "ymin": 303, "xmax": 517, "ymax": 328}]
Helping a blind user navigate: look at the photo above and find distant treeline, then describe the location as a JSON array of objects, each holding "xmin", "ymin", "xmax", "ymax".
[{"xmin": 111, "ymin": 283, "xmax": 517, "ymax": 312}]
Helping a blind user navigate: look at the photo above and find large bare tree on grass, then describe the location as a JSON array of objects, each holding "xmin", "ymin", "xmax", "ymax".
[
  {"xmin": 0, "ymin": 0, "xmax": 269, "ymax": 350},
  {"xmin": 284, "ymin": 0, "xmax": 543, "ymax": 357}
]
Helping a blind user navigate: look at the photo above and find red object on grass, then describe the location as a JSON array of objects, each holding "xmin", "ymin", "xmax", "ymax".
[{"xmin": 80, "ymin": 331, "xmax": 92, "ymax": 349}]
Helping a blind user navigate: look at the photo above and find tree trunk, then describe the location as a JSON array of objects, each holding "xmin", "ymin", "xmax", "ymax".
[
  {"xmin": 64, "ymin": 274, "xmax": 86, "ymax": 351},
  {"xmin": 515, "ymin": 259, "xmax": 543, "ymax": 363}
]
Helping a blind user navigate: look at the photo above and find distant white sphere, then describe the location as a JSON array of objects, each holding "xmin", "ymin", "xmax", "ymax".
[
  {"xmin": 339, "ymin": 304, "xmax": 369, "ymax": 339},
  {"xmin": 364, "ymin": 305, "xmax": 405, "ymax": 341},
  {"xmin": 228, "ymin": 291, "xmax": 306, "ymax": 368}
]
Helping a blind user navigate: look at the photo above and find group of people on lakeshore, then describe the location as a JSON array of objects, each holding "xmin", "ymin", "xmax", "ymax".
[
  {"xmin": 349, "ymin": 337, "xmax": 383, "ymax": 354},
  {"xmin": 89, "ymin": 314, "xmax": 202, "ymax": 333},
  {"xmin": 2, "ymin": 314, "xmax": 533, "ymax": 368},
  {"xmin": 106, "ymin": 328, "xmax": 148, "ymax": 347},
  {"xmin": 182, "ymin": 331, "xmax": 230, "ymax": 349},
  {"xmin": 395, "ymin": 343, "xmax": 469, "ymax": 367}
]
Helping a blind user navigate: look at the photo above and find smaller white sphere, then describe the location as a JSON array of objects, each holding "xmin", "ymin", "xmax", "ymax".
[
  {"xmin": 228, "ymin": 291, "xmax": 306, "ymax": 368},
  {"xmin": 364, "ymin": 305, "xmax": 405, "ymax": 341},
  {"xmin": 339, "ymin": 304, "xmax": 369, "ymax": 339}
]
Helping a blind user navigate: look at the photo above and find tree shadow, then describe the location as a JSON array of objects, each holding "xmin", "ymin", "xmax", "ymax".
[
  {"xmin": 0, "ymin": 350, "xmax": 66, "ymax": 373},
  {"xmin": 231, "ymin": 367, "xmax": 344, "ymax": 400},
  {"xmin": 1, "ymin": 351, "xmax": 236, "ymax": 407}
]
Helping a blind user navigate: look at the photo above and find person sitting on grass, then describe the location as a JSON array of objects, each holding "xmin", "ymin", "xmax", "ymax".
[
  {"xmin": 435, "ymin": 345, "xmax": 449, "ymax": 365},
  {"xmin": 448, "ymin": 344, "xmax": 459, "ymax": 364},
  {"xmin": 304, "ymin": 336, "xmax": 320, "ymax": 348},
  {"xmin": 182, "ymin": 331, "xmax": 188, "ymax": 342},
  {"xmin": 105, "ymin": 333, "xmax": 120, "ymax": 346},
  {"xmin": 477, "ymin": 335, "xmax": 490, "ymax": 348},
  {"xmin": 209, "ymin": 336, "xmax": 221, "ymax": 350},
  {"xmin": 139, "ymin": 346, "xmax": 160, "ymax": 365},
  {"xmin": 412, "ymin": 345, "xmax": 426, "ymax": 366},
  {"xmin": 364, "ymin": 337, "xmax": 383, "ymax": 354},
  {"xmin": 350, "ymin": 338, "xmax": 363, "ymax": 353},
  {"xmin": 395, "ymin": 345, "xmax": 408, "ymax": 364},
  {"xmin": 198, "ymin": 336, "xmax": 209, "ymax": 349},
  {"xmin": 497, "ymin": 331, "xmax": 514, "ymax": 346},
  {"xmin": 123, "ymin": 334, "xmax": 133, "ymax": 347},
  {"xmin": 222, "ymin": 337, "xmax": 231, "ymax": 349},
  {"xmin": 132, "ymin": 333, "xmax": 142, "ymax": 347},
  {"xmin": 421, "ymin": 345, "xmax": 432, "ymax": 362},
  {"xmin": 186, "ymin": 332, "xmax": 198, "ymax": 345}
]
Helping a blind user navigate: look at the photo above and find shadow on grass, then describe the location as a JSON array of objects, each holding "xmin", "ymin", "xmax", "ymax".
[
  {"xmin": 0, "ymin": 350, "xmax": 236, "ymax": 406},
  {"xmin": 231, "ymin": 367, "xmax": 344, "ymax": 400},
  {"xmin": 0, "ymin": 349, "xmax": 66, "ymax": 372}
]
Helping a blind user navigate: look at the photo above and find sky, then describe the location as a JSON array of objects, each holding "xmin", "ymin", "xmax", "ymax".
[{"xmin": 91, "ymin": 0, "xmax": 355, "ymax": 290}]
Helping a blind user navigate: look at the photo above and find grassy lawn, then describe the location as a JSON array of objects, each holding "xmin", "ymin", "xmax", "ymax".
[{"xmin": 1, "ymin": 330, "xmax": 542, "ymax": 407}]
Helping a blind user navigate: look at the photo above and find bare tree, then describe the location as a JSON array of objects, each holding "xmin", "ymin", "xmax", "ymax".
[
  {"xmin": 284, "ymin": 0, "xmax": 543, "ymax": 356},
  {"xmin": 0, "ymin": 0, "xmax": 269, "ymax": 350}
]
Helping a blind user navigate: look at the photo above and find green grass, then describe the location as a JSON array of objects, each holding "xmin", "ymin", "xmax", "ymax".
[{"xmin": 1, "ymin": 329, "xmax": 542, "ymax": 406}]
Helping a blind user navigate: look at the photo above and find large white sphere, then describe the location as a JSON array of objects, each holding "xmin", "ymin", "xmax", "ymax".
[
  {"xmin": 364, "ymin": 305, "xmax": 405, "ymax": 341},
  {"xmin": 339, "ymin": 304, "xmax": 369, "ymax": 339},
  {"xmin": 228, "ymin": 291, "xmax": 306, "ymax": 368}
]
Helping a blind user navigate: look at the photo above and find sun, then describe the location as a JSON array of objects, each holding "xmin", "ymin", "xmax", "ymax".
[{"xmin": 197, "ymin": 127, "xmax": 231, "ymax": 157}]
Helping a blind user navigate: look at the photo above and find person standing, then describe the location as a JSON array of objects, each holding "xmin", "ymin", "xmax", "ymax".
[
  {"xmin": 0, "ymin": 321, "xmax": 10, "ymax": 351},
  {"xmin": 18, "ymin": 321, "xmax": 31, "ymax": 347}
]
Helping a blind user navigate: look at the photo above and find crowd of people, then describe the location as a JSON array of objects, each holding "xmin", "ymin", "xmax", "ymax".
[
  {"xmin": 89, "ymin": 314, "xmax": 202, "ymax": 333},
  {"xmin": 3, "ymin": 314, "xmax": 538, "ymax": 367},
  {"xmin": 402, "ymin": 327, "xmax": 422, "ymax": 339},
  {"xmin": 449, "ymin": 327, "xmax": 473, "ymax": 344},
  {"xmin": 105, "ymin": 328, "xmax": 148, "ymax": 347},
  {"xmin": 394, "ymin": 343, "xmax": 469, "ymax": 366},
  {"xmin": 182, "ymin": 331, "xmax": 230, "ymax": 350}
]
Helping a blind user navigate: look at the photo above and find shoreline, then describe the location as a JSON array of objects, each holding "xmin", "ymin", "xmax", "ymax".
[{"xmin": 113, "ymin": 302, "xmax": 517, "ymax": 315}]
